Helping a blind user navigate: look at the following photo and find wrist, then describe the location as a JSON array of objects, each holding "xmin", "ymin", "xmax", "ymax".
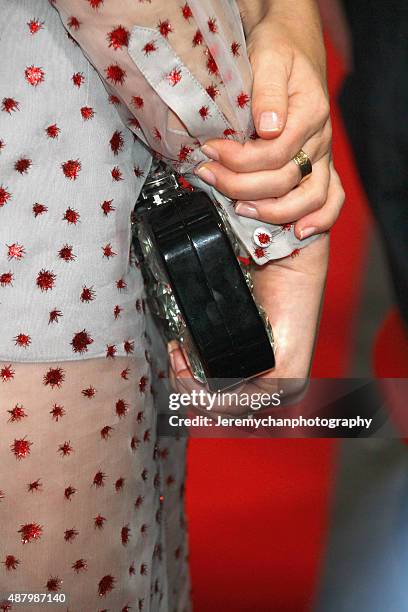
[{"xmin": 245, "ymin": 3, "xmax": 327, "ymax": 84}]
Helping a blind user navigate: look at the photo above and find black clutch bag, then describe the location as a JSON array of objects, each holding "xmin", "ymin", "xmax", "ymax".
[{"xmin": 131, "ymin": 164, "xmax": 275, "ymax": 391}]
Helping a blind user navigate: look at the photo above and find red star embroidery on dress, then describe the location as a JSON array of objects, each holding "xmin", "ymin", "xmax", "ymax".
[
  {"xmin": 32, "ymin": 202, "xmax": 47, "ymax": 217},
  {"xmin": 11, "ymin": 437, "xmax": 32, "ymax": 459},
  {"xmin": 82, "ymin": 385, "xmax": 96, "ymax": 398},
  {"xmin": 131, "ymin": 436, "xmax": 141, "ymax": 452},
  {"xmin": 0, "ymin": 186, "xmax": 11, "ymax": 207},
  {"xmin": 68, "ymin": 16, "xmax": 81, "ymax": 30},
  {"xmin": 178, "ymin": 145, "xmax": 193, "ymax": 162},
  {"xmin": 0, "ymin": 139, "xmax": 5, "ymax": 152},
  {"xmin": 86, "ymin": 0, "xmax": 104, "ymax": 8},
  {"xmin": 45, "ymin": 123, "xmax": 60, "ymax": 138},
  {"xmin": 109, "ymin": 94, "xmax": 120, "ymax": 105},
  {"xmin": 144, "ymin": 429, "xmax": 151, "ymax": 443},
  {"xmin": 80, "ymin": 106, "xmax": 94, "ymax": 120},
  {"xmin": 223, "ymin": 128, "xmax": 236, "ymax": 137},
  {"xmin": 111, "ymin": 166, "xmax": 123, "ymax": 181},
  {"xmin": 45, "ymin": 577, "xmax": 62, "ymax": 592},
  {"xmin": 43, "ymin": 366, "xmax": 65, "ymax": 388},
  {"xmin": 139, "ymin": 375, "xmax": 148, "ymax": 393},
  {"xmin": 153, "ymin": 128, "xmax": 162, "ymax": 141},
  {"xmin": 158, "ymin": 20, "xmax": 173, "ymax": 37},
  {"xmin": 140, "ymin": 563, "xmax": 148, "ymax": 576},
  {"xmin": 113, "ymin": 304, "xmax": 122, "ymax": 319},
  {"xmin": 208, "ymin": 17, "xmax": 218, "ymax": 33},
  {"xmin": 134, "ymin": 495, "xmax": 144, "ymax": 509},
  {"xmin": 14, "ymin": 333, "xmax": 31, "ymax": 348},
  {"xmin": 27, "ymin": 479, "xmax": 42, "ymax": 492},
  {"xmin": 143, "ymin": 41, "xmax": 157, "ymax": 55},
  {"xmin": 0, "ymin": 272, "xmax": 13, "ymax": 286},
  {"xmin": 254, "ymin": 246, "xmax": 266, "ymax": 259},
  {"xmin": 121, "ymin": 367, "xmax": 130, "ymax": 380},
  {"xmin": 108, "ymin": 25, "xmax": 130, "ymax": 49},
  {"xmin": 58, "ymin": 244, "xmax": 76, "ymax": 262},
  {"xmin": 110, "ymin": 130, "xmax": 124, "ymax": 155},
  {"xmin": 115, "ymin": 398, "xmax": 128, "ymax": 417},
  {"xmin": 106, "ymin": 344, "xmax": 117, "ymax": 358},
  {"xmin": 281, "ymin": 223, "xmax": 292, "ymax": 231},
  {"xmin": 192, "ymin": 30, "xmax": 203, "ymax": 46},
  {"xmin": 58, "ymin": 441, "xmax": 73, "ymax": 457},
  {"xmin": 128, "ymin": 117, "xmax": 140, "ymax": 130},
  {"xmin": 98, "ymin": 574, "xmax": 116, "ymax": 597},
  {"xmin": 124, "ymin": 340, "xmax": 134, "ymax": 354},
  {"xmin": 206, "ymin": 51, "xmax": 219, "ymax": 75},
  {"xmin": 116, "ymin": 278, "xmax": 127, "ymax": 291},
  {"xmin": 101, "ymin": 425, "xmax": 113, "ymax": 440},
  {"xmin": 27, "ymin": 19, "xmax": 43, "ymax": 34},
  {"xmin": 115, "ymin": 477, "xmax": 125, "ymax": 491},
  {"xmin": 256, "ymin": 232, "xmax": 272, "ymax": 245},
  {"xmin": 93, "ymin": 471, "xmax": 106, "ymax": 488},
  {"xmin": 105, "ymin": 64, "xmax": 126, "ymax": 85},
  {"xmin": 231, "ymin": 41, "xmax": 241, "ymax": 56},
  {"xmin": 121, "ymin": 525, "xmax": 131, "ymax": 545},
  {"xmin": 102, "ymin": 243, "xmax": 116, "ymax": 258},
  {"xmin": 36, "ymin": 269, "xmax": 56, "ymax": 291},
  {"xmin": 2, "ymin": 98, "xmax": 19, "ymax": 113},
  {"xmin": 80, "ymin": 285, "xmax": 96, "ymax": 302},
  {"xmin": 94, "ymin": 514, "xmax": 106, "ymax": 529},
  {"xmin": 136, "ymin": 411, "xmax": 144, "ymax": 424},
  {"xmin": 48, "ymin": 308, "xmax": 63, "ymax": 324},
  {"xmin": 7, "ymin": 404, "xmax": 27, "ymax": 422},
  {"xmin": 132, "ymin": 95, "xmax": 144, "ymax": 109},
  {"xmin": 182, "ymin": 3, "xmax": 193, "ymax": 20},
  {"xmin": 50, "ymin": 404, "xmax": 65, "ymax": 420},
  {"xmin": 63, "ymin": 207, "xmax": 80, "ymax": 225},
  {"xmin": 3, "ymin": 555, "xmax": 20, "ymax": 570},
  {"xmin": 237, "ymin": 92, "xmax": 250, "ymax": 108},
  {"xmin": 25, "ymin": 66, "xmax": 45, "ymax": 86},
  {"xmin": 64, "ymin": 486, "xmax": 76, "ymax": 500},
  {"xmin": 167, "ymin": 68, "xmax": 182, "ymax": 86},
  {"xmin": 72, "ymin": 559, "xmax": 88, "ymax": 573},
  {"xmin": 199, "ymin": 105, "xmax": 210, "ymax": 120},
  {"xmin": 15, "ymin": 158, "xmax": 32, "ymax": 174},
  {"xmin": 7, "ymin": 243, "xmax": 25, "ymax": 260},
  {"xmin": 64, "ymin": 528, "xmax": 79, "ymax": 542},
  {"xmin": 71, "ymin": 330, "xmax": 94, "ymax": 354},
  {"xmin": 1, "ymin": 364, "xmax": 15, "ymax": 382},
  {"xmin": 72, "ymin": 72, "xmax": 84, "ymax": 87},
  {"xmin": 18, "ymin": 522, "xmax": 42, "ymax": 544},
  {"xmin": 290, "ymin": 248, "xmax": 301, "ymax": 258},
  {"xmin": 62, "ymin": 159, "xmax": 81, "ymax": 180}
]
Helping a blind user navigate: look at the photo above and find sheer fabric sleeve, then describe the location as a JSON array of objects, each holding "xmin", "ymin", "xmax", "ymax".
[{"xmin": 53, "ymin": 0, "xmax": 318, "ymax": 264}]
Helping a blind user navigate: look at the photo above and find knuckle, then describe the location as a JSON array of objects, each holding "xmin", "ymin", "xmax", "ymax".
[
  {"xmin": 311, "ymin": 188, "xmax": 326, "ymax": 209},
  {"xmin": 316, "ymin": 94, "xmax": 330, "ymax": 125}
]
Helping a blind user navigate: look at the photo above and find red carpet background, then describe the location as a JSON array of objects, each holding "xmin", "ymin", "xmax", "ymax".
[{"xmin": 186, "ymin": 39, "xmax": 373, "ymax": 611}]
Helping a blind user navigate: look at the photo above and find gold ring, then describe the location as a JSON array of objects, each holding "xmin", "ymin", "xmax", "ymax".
[{"xmin": 292, "ymin": 149, "xmax": 312, "ymax": 183}]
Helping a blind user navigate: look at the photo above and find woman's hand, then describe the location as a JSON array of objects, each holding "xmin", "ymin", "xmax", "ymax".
[
  {"xmin": 168, "ymin": 233, "xmax": 330, "ymax": 409},
  {"xmin": 194, "ymin": 0, "xmax": 345, "ymax": 240}
]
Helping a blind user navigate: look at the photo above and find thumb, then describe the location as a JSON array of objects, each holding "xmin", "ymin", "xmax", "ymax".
[{"xmin": 251, "ymin": 48, "xmax": 290, "ymax": 139}]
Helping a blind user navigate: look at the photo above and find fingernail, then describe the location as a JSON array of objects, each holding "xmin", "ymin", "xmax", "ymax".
[
  {"xmin": 168, "ymin": 350, "xmax": 176, "ymax": 372},
  {"xmin": 173, "ymin": 350, "xmax": 187, "ymax": 375},
  {"xmin": 235, "ymin": 202, "xmax": 259, "ymax": 219},
  {"xmin": 299, "ymin": 226, "xmax": 317, "ymax": 240},
  {"xmin": 194, "ymin": 165, "xmax": 216, "ymax": 186},
  {"xmin": 259, "ymin": 111, "xmax": 281, "ymax": 132},
  {"xmin": 201, "ymin": 144, "xmax": 219, "ymax": 161}
]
